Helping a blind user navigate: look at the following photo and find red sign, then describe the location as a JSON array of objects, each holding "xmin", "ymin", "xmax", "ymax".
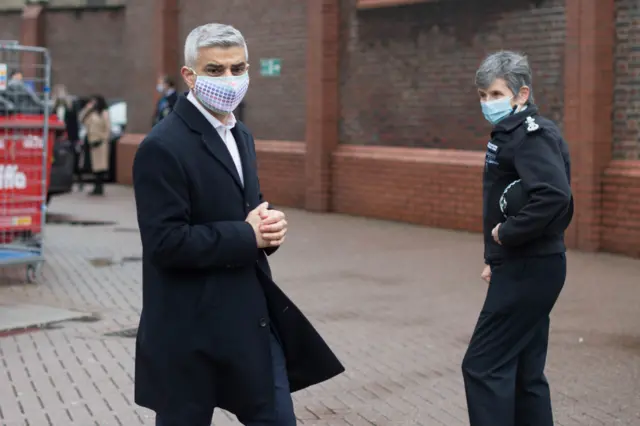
[{"xmin": 0, "ymin": 115, "xmax": 61, "ymax": 236}]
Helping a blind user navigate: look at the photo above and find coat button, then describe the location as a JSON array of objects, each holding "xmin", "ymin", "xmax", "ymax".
[{"xmin": 259, "ymin": 318, "xmax": 268, "ymax": 327}]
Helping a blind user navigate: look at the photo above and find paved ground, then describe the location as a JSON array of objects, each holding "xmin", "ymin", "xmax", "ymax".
[{"xmin": 0, "ymin": 185, "xmax": 639, "ymax": 426}]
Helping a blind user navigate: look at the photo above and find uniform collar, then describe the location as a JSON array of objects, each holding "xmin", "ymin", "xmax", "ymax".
[{"xmin": 492, "ymin": 103, "xmax": 539, "ymax": 133}]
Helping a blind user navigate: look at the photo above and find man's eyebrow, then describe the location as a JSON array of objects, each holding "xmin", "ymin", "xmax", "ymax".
[{"xmin": 203, "ymin": 61, "xmax": 246, "ymax": 67}]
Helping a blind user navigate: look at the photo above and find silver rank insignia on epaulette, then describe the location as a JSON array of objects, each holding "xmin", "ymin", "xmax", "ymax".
[{"xmin": 525, "ymin": 116, "xmax": 540, "ymax": 133}]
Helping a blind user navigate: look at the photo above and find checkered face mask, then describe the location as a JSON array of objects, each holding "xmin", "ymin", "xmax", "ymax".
[{"xmin": 192, "ymin": 72, "xmax": 249, "ymax": 114}]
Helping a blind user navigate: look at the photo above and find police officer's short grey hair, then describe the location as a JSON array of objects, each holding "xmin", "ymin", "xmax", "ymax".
[
  {"xmin": 184, "ymin": 23, "xmax": 248, "ymax": 68},
  {"xmin": 475, "ymin": 51, "xmax": 535, "ymax": 103}
]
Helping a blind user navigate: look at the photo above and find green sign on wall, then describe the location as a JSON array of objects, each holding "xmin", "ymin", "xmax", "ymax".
[{"xmin": 260, "ymin": 58, "xmax": 282, "ymax": 77}]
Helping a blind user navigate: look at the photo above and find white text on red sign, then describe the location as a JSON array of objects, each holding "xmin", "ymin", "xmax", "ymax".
[{"xmin": 0, "ymin": 165, "xmax": 27, "ymax": 190}]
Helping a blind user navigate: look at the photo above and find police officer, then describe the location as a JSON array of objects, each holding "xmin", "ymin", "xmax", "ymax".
[
  {"xmin": 461, "ymin": 50, "xmax": 574, "ymax": 426},
  {"xmin": 152, "ymin": 75, "xmax": 178, "ymax": 126}
]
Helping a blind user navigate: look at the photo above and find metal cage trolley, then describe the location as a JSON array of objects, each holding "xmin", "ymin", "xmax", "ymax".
[{"xmin": 0, "ymin": 42, "xmax": 58, "ymax": 283}]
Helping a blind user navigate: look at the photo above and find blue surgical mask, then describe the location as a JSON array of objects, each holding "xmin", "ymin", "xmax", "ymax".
[
  {"xmin": 481, "ymin": 97, "xmax": 514, "ymax": 124},
  {"xmin": 156, "ymin": 84, "xmax": 164, "ymax": 94}
]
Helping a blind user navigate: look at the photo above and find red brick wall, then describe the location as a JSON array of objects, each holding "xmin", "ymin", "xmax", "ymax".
[
  {"xmin": 179, "ymin": 0, "xmax": 308, "ymax": 142},
  {"xmin": 0, "ymin": 9, "xmax": 126, "ymax": 101},
  {"xmin": 339, "ymin": 0, "xmax": 566, "ymax": 150},
  {"xmin": 116, "ymin": 134, "xmax": 144, "ymax": 185},
  {"xmin": 326, "ymin": 0, "xmax": 567, "ymax": 237},
  {"xmin": 613, "ymin": 0, "xmax": 640, "ymax": 160},
  {"xmin": 0, "ymin": 12, "xmax": 22, "ymax": 82},
  {"xmin": 122, "ymin": 0, "xmax": 161, "ymax": 134},
  {"xmin": 602, "ymin": 161, "xmax": 640, "ymax": 256},
  {"xmin": 332, "ymin": 146, "xmax": 483, "ymax": 230},
  {"xmin": 255, "ymin": 141, "xmax": 306, "ymax": 208},
  {"xmin": 45, "ymin": 8, "xmax": 125, "ymax": 100},
  {"xmin": 0, "ymin": 12, "xmax": 21, "ymax": 42},
  {"xmin": 604, "ymin": 0, "xmax": 640, "ymax": 255}
]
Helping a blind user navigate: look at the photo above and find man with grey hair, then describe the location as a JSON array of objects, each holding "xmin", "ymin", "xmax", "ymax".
[
  {"xmin": 132, "ymin": 23, "xmax": 344, "ymax": 426},
  {"xmin": 461, "ymin": 50, "xmax": 573, "ymax": 426}
]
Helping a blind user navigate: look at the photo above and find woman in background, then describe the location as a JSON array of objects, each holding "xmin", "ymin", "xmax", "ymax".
[{"xmin": 78, "ymin": 95, "xmax": 110, "ymax": 196}]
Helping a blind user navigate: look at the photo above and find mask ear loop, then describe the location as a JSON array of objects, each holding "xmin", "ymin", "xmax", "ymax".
[
  {"xmin": 187, "ymin": 68, "xmax": 199, "ymax": 93},
  {"xmin": 512, "ymin": 88, "xmax": 530, "ymax": 114},
  {"xmin": 510, "ymin": 92, "xmax": 524, "ymax": 115}
]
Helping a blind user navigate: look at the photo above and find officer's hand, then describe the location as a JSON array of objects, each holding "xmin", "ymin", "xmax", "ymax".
[
  {"xmin": 481, "ymin": 265, "xmax": 492, "ymax": 284},
  {"xmin": 491, "ymin": 223, "xmax": 502, "ymax": 245}
]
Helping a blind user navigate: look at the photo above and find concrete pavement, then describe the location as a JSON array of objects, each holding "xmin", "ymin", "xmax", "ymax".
[{"xmin": 0, "ymin": 185, "xmax": 638, "ymax": 425}]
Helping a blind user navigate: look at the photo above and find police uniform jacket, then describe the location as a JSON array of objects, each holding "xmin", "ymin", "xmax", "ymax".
[
  {"xmin": 153, "ymin": 90, "xmax": 178, "ymax": 126},
  {"xmin": 483, "ymin": 104, "xmax": 573, "ymax": 264},
  {"xmin": 132, "ymin": 95, "xmax": 345, "ymax": 421}
]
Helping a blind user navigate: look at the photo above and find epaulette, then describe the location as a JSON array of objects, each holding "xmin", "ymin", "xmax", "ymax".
[{"xmin": 524, "ymin": 116, "xmax": 541, "ymax": 133}]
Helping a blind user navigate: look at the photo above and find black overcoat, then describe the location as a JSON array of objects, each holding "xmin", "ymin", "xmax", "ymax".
[{"xmin": 132, "ymin": 95, "xmax": 345, "ymax": 421}]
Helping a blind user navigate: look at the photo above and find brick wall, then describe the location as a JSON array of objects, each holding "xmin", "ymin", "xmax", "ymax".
[
  {"xmin": 332, "ymin": 146, "xmax": 483, "ymax": 230},
  {"xmin": 0, "ymin": 9, "xmax": 126, "ymax": 101},
  {"xmin": 339, "ymin": 0, "xmax": 566, "ymax": 150},
  {"xmin": 613, "ymin": 0, "xmax": 640, "ymax": 160},
  {"xmin": 602, "ymin": 161, "xmax": 640, "ymax": 257},
  {"xmin": 179, "ymin": 0, "xmax": 308, "ymax": 142},
  {"xmin": 255, "ymin": 141, "xmax": 306, "ymax": 208},
  {"xmin": 121, "ymin": 0, "xmax": 158, "ymax": 134},
  {"xmin": 0, "ymin": 12, "xmax": 22, "ymax": 83},
  {"xmin": 115, "ymin": 133, "xmax": 143, "ymax": 185},
  {"xmin": 45, "ymin": 8, "xmax": 125, "ymax": 100},
  {"xmin": 328, "ymin": 0, "xmax": 566, "ymax": 239},
  {"xmin": 606, "ymin": 0, "xmax": 640, "ymax": 256},
  {"xmin": 0, "ymin": 12, "xmax": 21, "ymax": 42},
  {"xmin": 325, "ymin": 0, "xmax": 639, "ymax": 258}
]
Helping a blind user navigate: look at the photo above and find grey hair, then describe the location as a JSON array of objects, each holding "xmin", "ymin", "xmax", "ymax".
[
  {"xmin": 475, "ymin": 50, "xmax": 534, "ymax": 103},
  {"xmin": 184, "ymin": 23, "xmax": 248, "ymax": 68}
]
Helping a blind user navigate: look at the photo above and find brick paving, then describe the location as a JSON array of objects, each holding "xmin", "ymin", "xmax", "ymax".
[{"xmin": 0, "ymin": 185, "xmax": 639, "ymax": 426}]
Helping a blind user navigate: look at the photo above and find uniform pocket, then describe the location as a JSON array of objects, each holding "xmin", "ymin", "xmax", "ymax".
[{"xmin": 489, "ymin": 258, "xmax": 528, "ymax": 283}]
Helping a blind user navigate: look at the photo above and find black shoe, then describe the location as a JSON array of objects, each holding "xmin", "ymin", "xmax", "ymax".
[{"xmin": 89, "ymin": 184, "xmax": 104, "ymax": 196}]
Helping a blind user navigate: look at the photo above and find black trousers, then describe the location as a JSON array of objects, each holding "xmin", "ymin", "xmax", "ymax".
[
  {"xmin": 462, "ymin": 253, "xmax": 566, "ymax": 426},
  {"xmin": 155, "ymin": 330, "xmax": 296, "ymax": 426}
]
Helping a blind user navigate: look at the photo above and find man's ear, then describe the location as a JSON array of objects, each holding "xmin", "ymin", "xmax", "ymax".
[{"xmin": 180, "ymin": 66, "xmax": 196, "ymax": 90}]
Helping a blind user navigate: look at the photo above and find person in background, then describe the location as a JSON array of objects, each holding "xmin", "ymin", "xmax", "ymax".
[
  {"xmin": 52, "ymin": 84, "xmax": 83, "ymax": 187},
  {"xmin": 52, "ymin": 84, "xmax": 80, "ymax": 142},
  {"xmin": 78, "ymin": 95, "xmax": 111, "ymax": 196},
  {"xmin": 9, "ymin": 70, "xmax": 22, "ymax": 83},
  {"xmin": 152, "ymin": 75, "xmax": 178, "ymax": 126},
  {"xmin": 6, "ymin": 70, "xmax": 44, "ymax": 114}
]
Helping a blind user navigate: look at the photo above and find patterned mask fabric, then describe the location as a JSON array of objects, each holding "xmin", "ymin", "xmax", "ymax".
[{"xmin": 190, "ymin": 70, "xmax": 249, "ymax": 114}]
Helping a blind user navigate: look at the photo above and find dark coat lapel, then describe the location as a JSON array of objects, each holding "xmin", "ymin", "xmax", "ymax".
[
  {"xmin": 231, "ymin": 125, "xmax": 258, "ymax": 203},
  {"xmin": 173, "ymin": 95, "xmax": 244, "ymax": 191}
]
